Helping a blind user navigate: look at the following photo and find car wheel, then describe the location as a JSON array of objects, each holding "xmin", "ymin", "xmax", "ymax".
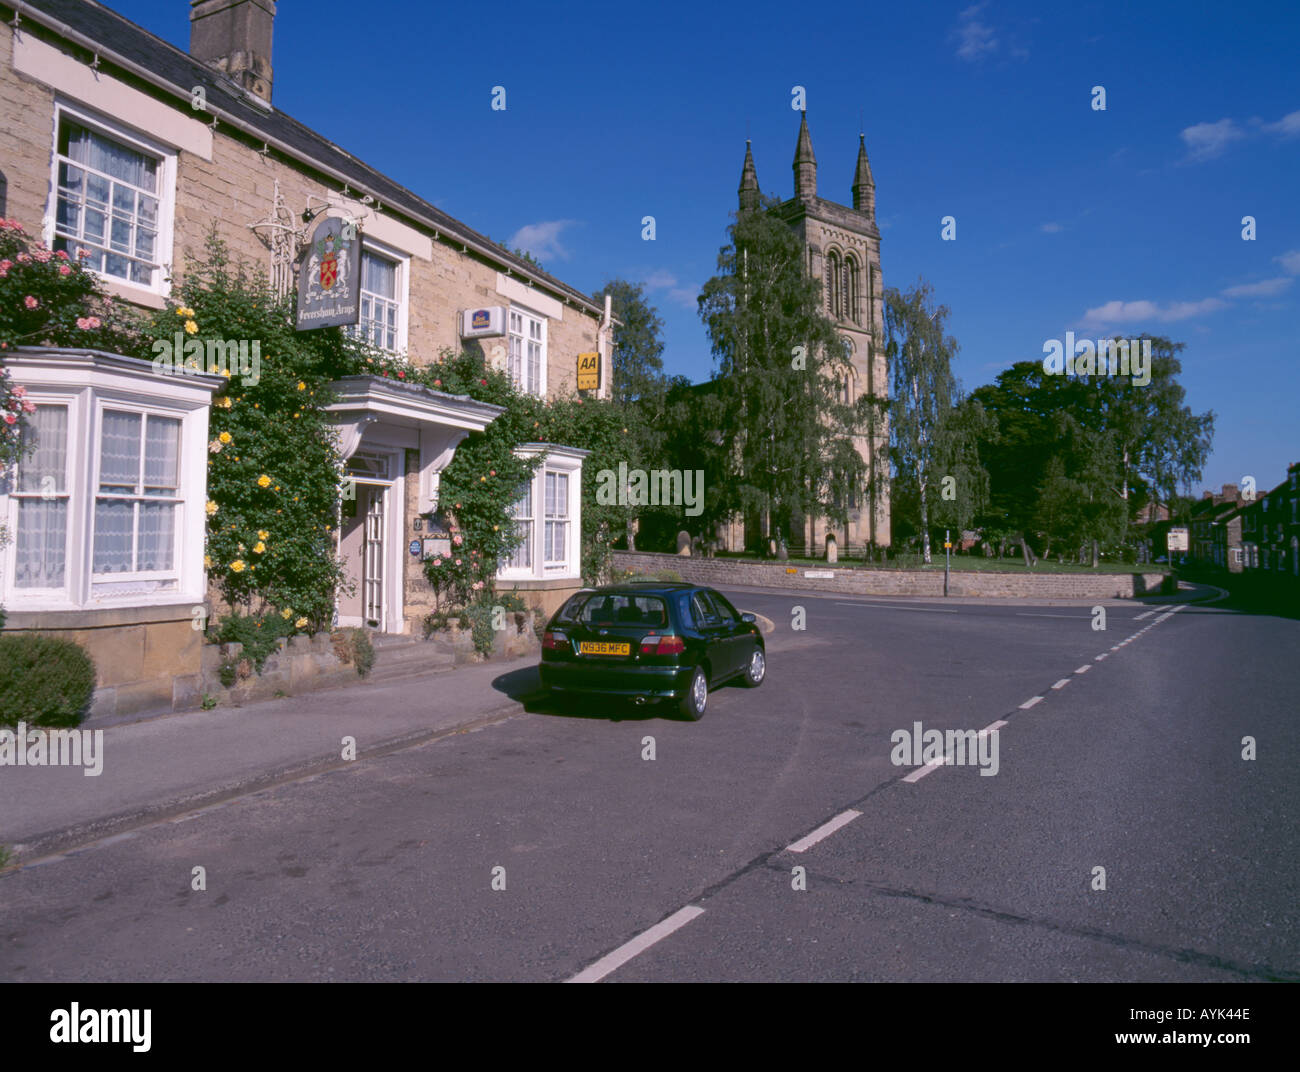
[
  {"xmin": 679, "ymin": 666, "xmax": 709, "ymax": 721},
  {"xmin": 741, "ymin": 647, "xmax": 765, "ymax": 687}
]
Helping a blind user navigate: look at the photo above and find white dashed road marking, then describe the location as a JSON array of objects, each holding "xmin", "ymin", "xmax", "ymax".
[
  {"xmin": 1074, "ymin": 665, "xmax": 1091, "ymax": 675},
  {"xmin": 1020, "ymin": 696, "xmax": 1044, "ymax": 709},
  {"xmin": 1051, "ymin": 678, "xmax": 1071, "ymax": 690},
  {"xmin": 566, "ymin": 905, "xmax": 705, "ymax": 983},
  {"xmin": 785, "ymin": 809, "xmax": 862, "ymax": 851}
]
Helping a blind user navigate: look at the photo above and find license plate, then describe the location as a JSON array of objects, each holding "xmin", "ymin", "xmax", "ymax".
[{"xmin": 579, "ymin": 641, "xmax": 630, "ymax": 656}]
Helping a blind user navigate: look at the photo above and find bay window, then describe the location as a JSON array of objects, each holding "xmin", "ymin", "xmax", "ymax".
[{"xmin": 2, "ymin": 350, "xmax": 219, "ymax": 611}]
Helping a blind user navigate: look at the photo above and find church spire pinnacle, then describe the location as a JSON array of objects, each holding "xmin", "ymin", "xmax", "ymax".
[
  {"xmin": 793, "ymin": 111, "xmax": 817, "ymax": 201},
  {"xmin": 738, "ymin": 138, "xmax": 759, "ymax": 212},
  {"xmin": 852, "ymin": 132, "xmax": 876, "ymax": 216}
]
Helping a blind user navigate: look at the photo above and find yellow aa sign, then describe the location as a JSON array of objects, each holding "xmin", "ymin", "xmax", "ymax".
[{"xmin": 577, "ymin": 352, "xmax": 600, "ymax": 390}]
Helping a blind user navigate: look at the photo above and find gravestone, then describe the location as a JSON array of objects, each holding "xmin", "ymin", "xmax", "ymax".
[{"xmin": 826, "ymin": 534, "xmax": 838, "ymax": 564}]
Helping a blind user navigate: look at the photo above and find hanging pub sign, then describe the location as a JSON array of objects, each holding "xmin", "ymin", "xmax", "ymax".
[
  {"xmin": 576, "ymin": 351, "xmax": 600, "ymax": 390},
  {"xmin": 296, "ymin": 215, "xmax": 361, "ymax": 331}
]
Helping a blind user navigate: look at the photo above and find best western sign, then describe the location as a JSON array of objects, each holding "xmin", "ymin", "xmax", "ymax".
[{"xmin": 297, "ymin": 216, "xmax": 361, "ymax": 331}]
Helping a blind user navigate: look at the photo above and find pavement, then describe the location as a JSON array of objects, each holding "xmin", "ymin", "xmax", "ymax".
[{"xmin": 0, "ymin": 654, "xmax": 540, "ymax": 862}]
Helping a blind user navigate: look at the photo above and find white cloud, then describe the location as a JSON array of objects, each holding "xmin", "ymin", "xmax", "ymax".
[
  {"xmin": 1179, "ymin": 107, "xmax": 1300, "ymax": 162},
  {"xmin": 1078, "ymin": 297, "xmax": 1226, "ymax": 329},
  {"xmin": 1039, "ymin": 222, "xmax": 1063, "ymax": 233},
  {"xmin": 954, "ymin": 3, "xmax": 998, "ymax": 60},
  {"xmin": 1179, "ymin": 118, "xmax": 1246, "ymax": 161},
  {"xmin": 641, "ymin": 269, "xmax": 678, "ymax": 290},
  {"xmin": 1262, "ymin": 109, "xmax": 1300, "ymax": 137},
  {"xmin": 1221, "ymin": 277, "xmax": 1293, "ymax": 298},
  {"xmin": 1276, "ymin": 249, "xmax": 1300, "ymax": 274},
  {"xmin": 668, "ymin": 286, "xmax": 700, "ymax": 309},
  {"xmin": 507, "ymin": 219, "xmax": 579, "ymax": 262}
]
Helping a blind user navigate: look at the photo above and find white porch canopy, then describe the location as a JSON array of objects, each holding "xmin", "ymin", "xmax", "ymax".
[{"xmin": 323, "ymin": 375, "xmax": 504, "ymax": 633}]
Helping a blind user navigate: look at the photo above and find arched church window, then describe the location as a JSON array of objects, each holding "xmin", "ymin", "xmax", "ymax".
[
  {"xmin": 827, "ymin": 251, "xmax": 842, "ymax": 318},
  {"xmin": 846, "ymin": 255, "xmax": 860, "ymax": 324}
]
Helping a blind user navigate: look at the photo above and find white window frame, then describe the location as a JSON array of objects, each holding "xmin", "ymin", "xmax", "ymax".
[
  {"xmin": 8, "ymin": 401, "xmax": 73, "ymax": 596},
  {"xmin": 507, "ymin": 305, "xmax": 547, "ymax": 397},
  {"xmin": 47, "ymin": 100, "xmax": 176, "ymax": 300},
  {"xmin": 2, "ymin": 362, "xmax": 214, "ymax": 612},
  {"xmin": 543, "ymin": 470, "xmax": 570, "ymax": 570},
  {"xmin": 90, "ymin": 402, "xmax": 184, "ymax": 583},
  {"xmin": 506, "ymin": 481, "xmax": 533, "ymax": 571},
  {"xmin": 496, "ymin": 445, "xmax": 584, "ymax": 583},
  {"xmin": 347, "ymin": 237, "xmax": 409, "ymax": 356}
]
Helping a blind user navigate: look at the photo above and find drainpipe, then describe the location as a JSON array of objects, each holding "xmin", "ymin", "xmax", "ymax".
[{"xmin": 599, "ymin": 293, "xmax": 613, "ymax": 400}]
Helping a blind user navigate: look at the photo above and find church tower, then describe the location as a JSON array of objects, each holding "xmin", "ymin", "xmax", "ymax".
[{"xmin": 735, "ymin": 115, "xmax": 891, "ymax": 554}]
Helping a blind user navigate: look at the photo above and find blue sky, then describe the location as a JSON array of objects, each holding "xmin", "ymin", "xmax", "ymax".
[{"xmin": 115, "ymin": 0, "xmax": 1299, "ymax": 494}]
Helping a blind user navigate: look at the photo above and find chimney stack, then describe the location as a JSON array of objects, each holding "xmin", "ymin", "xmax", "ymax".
[
  {"xmin": 190, "ymin": 0, "xmax": 276, "ymax": 104},
  {"xmin": 1222, "ymin": 483, "xmax": 1238, "ymax": 499}
]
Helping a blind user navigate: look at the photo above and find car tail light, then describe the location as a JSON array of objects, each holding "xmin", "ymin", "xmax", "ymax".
[
  {"xmin": 640, "ymin": 634, "xmax": 685, "ymax": 655},
  {"xmin": 542, "ymin": 630, "xmax": 568, "ymax": 650}
]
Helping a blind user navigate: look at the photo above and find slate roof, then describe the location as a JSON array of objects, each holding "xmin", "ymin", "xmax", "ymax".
[{"xmin": 14, "ymin": 0, "xmax": 603, "ymax": 314}]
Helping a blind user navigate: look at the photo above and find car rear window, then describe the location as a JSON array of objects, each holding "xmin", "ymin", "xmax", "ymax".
[{"xmin": 576, "ymin": 594, "xmax": 669, "ymax": 628}]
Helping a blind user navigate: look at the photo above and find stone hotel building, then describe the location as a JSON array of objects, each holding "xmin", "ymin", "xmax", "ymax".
[{"xmin": 0, "ymin": 0, "xmax": 613, "ymax": 716}]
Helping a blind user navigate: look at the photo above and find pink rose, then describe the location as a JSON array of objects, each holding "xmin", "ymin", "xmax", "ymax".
[
  {"xmin": 0, "ymin": 260, "xmax": 12, "ymax": 271},
  {"xmin": 55, "ymin": 250, "xmax": 68, "ymax": 260},
  {"xmin": 17, "ymin": 253, "xmax": 31, "ymax": 263},
  {"xmin": 87, "ymin": 316, "xmax": 101, "ymax": 329},
  {"xmin": 0, "ymin": 268, "xmax": 7, "ymax": 279},
  {"xmin": 58, "ymin": 264, "xmax": 71, "ymax": 275},
  {"xmin": 3, "ymin": 414, "xmax": 16, "ymax": 425},
  {"xmin": 76, "ymin": 317, "xmax": 90, "ymax": 330},
  {"xmin": 24, "ymin": 295, "xmax": 38, "ymax": 309},
  {"xmin": 33, "ymin": 249, "xmax": 51, "ymax": 263},
  {"xmin": 21, "ymin": 400, "xmax": 36, "ymax": 414},
  {"xmin": 11, "ymin": 386, "xmax": 25, "ymax": 397},
  {"xmin": 455, "ymin": 559, "xmax": 462, "ymax": 566},
  {"xmin": 453, "ymin": 534, "xmax": 463, "ymax": 546}
]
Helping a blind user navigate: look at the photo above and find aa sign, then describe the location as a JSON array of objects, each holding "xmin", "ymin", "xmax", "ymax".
[{"xmin": 577, "ymin": 351, "xmax": 600, "ymax": 390}]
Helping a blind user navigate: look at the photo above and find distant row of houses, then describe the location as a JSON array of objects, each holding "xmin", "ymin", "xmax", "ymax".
[{"xmin": 1187, "ymin": 465, "xmax": 1300, "ymax": 581}]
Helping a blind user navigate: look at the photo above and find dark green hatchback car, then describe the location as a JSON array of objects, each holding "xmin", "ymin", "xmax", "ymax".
[{"xmin": 538, "ymin": 582, "xmax": 765, "ymax": 720}]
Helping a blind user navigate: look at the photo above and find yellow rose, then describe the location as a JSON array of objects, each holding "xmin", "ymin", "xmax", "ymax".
[
  {"xmin": 257, "ymin": 474, "xmax": 271, "ymax": 488},
  {"xmin": 281, "ymin": 608, "xmax": 293, "ymax": 619},
  {"xmin": 297, "ymin": 381, "xmax": 306, "ymax": 391},
  {"xmin": 295, "ymin": 617, "xmax": 308, "ymax": 629},
  {"xmin": 204, "ymin": 554, "xmax": 212, "ymax": 568},
  {"xmin": 184, "ymin": 319, "xmax": 199, "ymax": 335},
  {"xmin": 253, "ymin": 541, "xmax": 266, "ymax": 553},
  {"xmin": 257, "ymin": 530, "xmax": 269, "ymax": 540},
  {"xmin": 230, "ymin": 560, "xmax": 245, "ymax": 572},
  {"xmin": 218, "ymin": 431, "xmax": 232, "ymax": 444},
  {"xmin": 205, "ymin": 500, "xmax": 219, "ymax": 515}
]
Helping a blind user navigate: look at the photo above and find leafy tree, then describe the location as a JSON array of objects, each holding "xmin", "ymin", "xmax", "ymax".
[
  {"xmin": 698, "ymin": 194, "xmax": 862, "ymax": 556},
  {"xmin": 135, "ymin": 233, "xmax": 350, "ymax": 630},
  {"xmin": 884, "ymin": 279, "xmax": 969, "ymax": 563},
  {"xmin": 593, "ymin": 279, "xmax": 666, "ymax": 405}
]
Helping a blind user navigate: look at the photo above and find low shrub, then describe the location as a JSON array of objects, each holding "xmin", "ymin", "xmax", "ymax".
[
  {"xmin": 331, "ymin": 628, "xmax": 375, "ymax": 677},
  {"xmin": 0, "ymin": 634, "xmax": 97, "ymax": 727},
  {"xmin": 209, "ymin": 610, "xmax": 293, "ymax": 673}
]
